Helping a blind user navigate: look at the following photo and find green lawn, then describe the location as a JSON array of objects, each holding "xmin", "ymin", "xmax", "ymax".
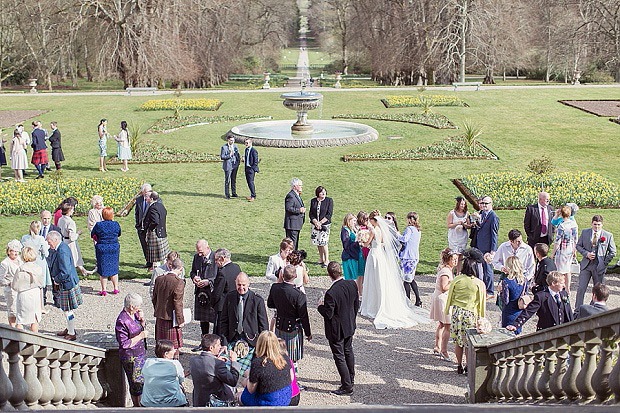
[{"xmin": 1, "ymin": 87, "xmax": 619, "ymax": 280}]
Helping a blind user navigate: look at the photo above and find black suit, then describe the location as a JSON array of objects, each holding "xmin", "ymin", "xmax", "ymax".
[
  {"xmin": 267, "ymin": 282, "xmax": 311, "ymax": 337},
  {"xmin": 211, "ymin": 262, "xmax": 242, "ymax": 333},
  {"xmin": 48, "ymin": 128, "xmax": 64, "ymax": 164},
  {"xmin": 318, "ymin": 278, "xmax": 359, "ymax": 391},
  {"xmin": 284, "ymin": 189, "xmax": 305, "ymax": 249},
  {"xmin": 219, "ymin": 289, "xmax": 268, "ymax": 347},
  {"xmin": 190, "ymin": 251, "xmax": 218, "ymax": 328},
  {"xmin": 511, "ymin": 288, "xmax": 573, "ymax": 331},
  {"xmin": 134, "ymin": 194, "xmax": 150, "ymax": 265},
  {"xmin": 244, "ymin": 146, "xmax": 259, "ymax": 199},
  {"xmin": 574, "ymin": 302, "xmax": 608, "ymax": 319},
  {"xmin": 524, "ymin": 203, "xmax": 555, "ymax": 249},
  {"xmin": 144, "ymin": 200, "xmax": 167, "ymax": 238},
  {"xmin": 532, "ymin": 257, "xmax": 557, "ymax": 294}
]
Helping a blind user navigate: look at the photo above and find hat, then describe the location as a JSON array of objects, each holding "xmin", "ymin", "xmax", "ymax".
[
  {"xmin": 566, "ymin": 202, "xmax": 579, "ymax": 216},
  {"xmin": 7, "ymin": 239, "xmax": 22, "ymax": 252}
]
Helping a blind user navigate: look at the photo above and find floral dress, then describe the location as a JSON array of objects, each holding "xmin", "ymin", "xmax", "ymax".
[{"xmin": 554, "ymin": 219, "xmax": 578, "ymax": 273}]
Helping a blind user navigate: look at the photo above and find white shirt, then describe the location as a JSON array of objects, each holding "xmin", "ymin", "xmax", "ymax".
[
  {"xmin": 492, "ymin": 241, "xmax": 535, "ymax": 280},
  {"xmin": 21, "ymin": 131, "xmax": 30, "ymax": 145}
]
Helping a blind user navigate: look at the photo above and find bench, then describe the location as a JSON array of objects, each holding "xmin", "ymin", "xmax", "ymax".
[
  {"xmin": 452, "ymin": 82, "xmax": 481, "ymax": 91},
  {"xmin": 126, "ymin": 87, "xmax": 157, "ymax": 95}
]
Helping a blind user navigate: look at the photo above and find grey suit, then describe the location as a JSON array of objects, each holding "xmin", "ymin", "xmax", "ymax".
[
  {"xmin": 575, "ymin": 228, "xmax": 616, "ymax": 308},
  {"xmin": 189, "ymin": 351, "xmax": 240, "ymax": 406},
  {"xmin": 574, "ymin": 302, "xmax": 608, "ymax": 319},
  {"xmin": 220, "ymin": 143, "xmax": 240, "ymax": 198},
  {"xmin": 284, "ymin": 189, "xmax": 305, "ymax": 249}
]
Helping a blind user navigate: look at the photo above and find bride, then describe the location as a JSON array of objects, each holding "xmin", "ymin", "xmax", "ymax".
[{"xmin": 359, "ymin": 212, "xmax": 430, "ymax": 329}]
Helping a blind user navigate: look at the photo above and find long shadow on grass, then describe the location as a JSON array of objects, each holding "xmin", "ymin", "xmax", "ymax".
[
  {"xmin": 62, "ymin": 165, "xmax": 106, "ymax": 172},
  {"xmin": 232, "ymin": 252, "xmax": 271, "ymax": 265},
  {"xmin": 165, "ymin": 190, "xmax": 226, "ymax": 199}
]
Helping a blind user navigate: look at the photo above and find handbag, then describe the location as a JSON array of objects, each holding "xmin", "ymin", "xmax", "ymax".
[
  {"xmin": 518, "ymin": 280, "xmax": 533, "ymax": 310},
  {"xmin": 209, "ymin": 394, "xmax": 237, "ymax": 407}
]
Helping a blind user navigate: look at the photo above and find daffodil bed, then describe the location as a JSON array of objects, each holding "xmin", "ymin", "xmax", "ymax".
[
  {"xmin": 146, "ymin": 115, "xmax": 272, "ymax": 134},
  {"xmin": 343, "ymin": 136, "xmax": 497, "ymax": 161},
  {"xmin": 458, "ymin": 172, "xmax": 620, "ymax": 209},
  {"xmin": 138, "ymin": 98, "xmax": 222, "ymax": 111},
  {"xmin": 381, "ymin": 95, "xmax": 468, "ymax": 108},
  {"xmin": 108, "ymin": 140, "xmax": 219, "ymax": 164},
  {"xmin": 332, "ymin": 113, "xmax": 457, "ymax": 129},
  {"xmin": 0, "ymin": 178, "xmax": 140, "ymax": 216}
]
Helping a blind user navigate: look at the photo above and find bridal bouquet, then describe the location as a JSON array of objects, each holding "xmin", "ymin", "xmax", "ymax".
[
  {"xmin": 476, "ymin": 317, "xmax": 492, "ymax": 334},
  {"xmin": 357, "ymin": 229, "xmax": 371, "ymax": 244}
]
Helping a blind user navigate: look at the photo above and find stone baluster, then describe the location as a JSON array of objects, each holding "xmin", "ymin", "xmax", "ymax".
[
  {"xmin": 518, "ymin": 345, "xmax": 536, "ymax": 400},
  {"xmin": 71, "ymin": 353, "xmax": 86, "ymax": 406},
  {"xmin": 609, "ymin": 325, "xmax": 620, "ymax": 403},
  {"xmin": 500, "ymin": 351, "xmax": 515, "ymax": 400},
  {"xmin": 526, "ymin": 344, "xmax": 545, "ymax": 401},
  {"xmin": 89, "ymin": 357, "xmax": 104, "ymax": 404},
  {"xmin": 562, "ymin": 334, "xmax": 584, "ymax": 401},
  {"xmin": 60, "ymin": 352, "xmax": 76, "ymax": 407},
  {"xmin": 575, "ymin": 331, "xmax": 600, "ymax": 403},
  {"xmin": 591, "ymin": 328, "xmax": 616, "ymax": 403},
  {"xmin": 0, "ymin": 345, "xmax": 13, "ymax": 411},
  {"xmin": 34, "ymin": 346, "xmax": 54, "ymax": 408},
  {"xmin": 508, "ymin": 349, "xmax": 525, "ymax": 400},
  {"xmin": 549, "ymin": 338, "xmax": 569, "ymax": 401},
  {"xmin": 48, "ymin": 350, "xmax": 65, "ymax": 407},
  {"xmin": 492, "ymin": 355, "xmax": 507, "ymax": 400},
  {"xmin": 487, "ymin": 357, "xmax": 499, "ymax": 400},
  {"xmin": 21, "ymin": 344, "xmax": 42, "ymax": 409},
  {"xmin": 538, "ymin": 342, "xmax": 558, "ymax": 400},
  {"xmin": 5, "ymin": 341, "xmax": 27, "ymax": 410},
  {"xmin": 80, "ymin": 356, "xmax": 95, "ymax": 406}
]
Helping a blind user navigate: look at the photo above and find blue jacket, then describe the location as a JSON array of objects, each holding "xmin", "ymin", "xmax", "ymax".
[
  {"xmin": 398, "ymin": 226, "xmax": 420, "ymax": 261},
  {"xmin": 340, "ymin": 227, "xmax": 360, "ymax": 261},
  {"xmin": 48, "ymin": 242, "xmax": 79, "ymax": 290},
  {"xmin": 244, "ymin": 146, "xmax": 259, "ymax": 173},
  {"xmin": 476, "ymin": 210, "xmax": 499, "ymax": 253},
  {"xmin": 31, "ymin": 128, "xmax": 47, "ymax": 151}
]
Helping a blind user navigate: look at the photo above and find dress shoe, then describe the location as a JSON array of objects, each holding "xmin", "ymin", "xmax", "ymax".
[
  {"xmin": 247, "ymin": 197, "xmax": 255, "ymax": 202},
  {"xmin": 56, "ymin": 328, "xmax": 68, "ymax": 336},
  {"xmin": 231, "ymin": 194, "xmax": 238, "ymax": 198},
  {"xmin": 141, "ymin": 263, "xmax": 151, "ymax": 269},
  {"xmin": 64, "ymin": 334, "xmax": 77, "ymax": 341},
  {"xmin": 331, "ymin": 387, "xmax": 353, "ymax": 396}
]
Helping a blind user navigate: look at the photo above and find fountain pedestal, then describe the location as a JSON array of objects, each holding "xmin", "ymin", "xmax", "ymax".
[{"xmin": 280, "ymin": 91, "xmax": 322, "ymax": 134}]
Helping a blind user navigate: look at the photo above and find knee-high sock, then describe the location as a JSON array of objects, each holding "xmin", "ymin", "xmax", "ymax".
[
  {"xmin": 66, "ymin": 311, "xmax": 75, "ymax": 335},
  {"xmin": 403, "ymin": 281, "xmax": 411, "ymax": 299}
]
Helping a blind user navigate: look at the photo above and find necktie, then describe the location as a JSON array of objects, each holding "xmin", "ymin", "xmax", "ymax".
[
  {"xmin": 42, "ymin": 226, "xmax": 47, "ymax": 238},
  {"xmin": 245, "ymin": 148, "xmax": 249, "ymax": 167},
  {"xmin": 541, "ymin": 207, "xmax": 547, "ymax": 235},
  {"xmin": 481, "ymin": 211, "xmax": 487, "ymax": 221},
  {"xmin": 555, "ymin": 293, "xmax": 563, "ymax": 321},
  {"xmin": 237, "ymin": 295, "xmax": 244, "ymax": 334},
  {"xmin": 592, "ymin": 231, "xmax": 598, "ymax": 247}
]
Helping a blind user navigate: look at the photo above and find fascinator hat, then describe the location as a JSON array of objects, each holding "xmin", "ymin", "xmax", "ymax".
[{"xmin": 7, "ymin": 239, "xmax": 22, "ymax": 252}]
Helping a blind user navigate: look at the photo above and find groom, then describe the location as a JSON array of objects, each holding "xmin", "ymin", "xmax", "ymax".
[{"xmin": 318, "ymin": 262, "xmax": 359, "ymax": 395}]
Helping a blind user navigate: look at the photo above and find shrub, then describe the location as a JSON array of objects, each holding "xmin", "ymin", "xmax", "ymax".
[
  {"xmin": 383, "ymin": 95, "xmax": 468, "ymax": 108},
  {"xmin": 462, "ymin": 120, "xmax": 482, "ymax": 150},
  {"xmin": 108, "ymin": 140, "xmax": 219, "ymax": 164},
  {"xmin": 527, "ymin": 155, "xmax": 555, "ymax": 176},
  {"xmin": 333, "ymin": 112, "xmax": 457, "ymax": 129},
  {"xmin": 138, "ymin": 98, "xmax": 222, "ymax": 111}
]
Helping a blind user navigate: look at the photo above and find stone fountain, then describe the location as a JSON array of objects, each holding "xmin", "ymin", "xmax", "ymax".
[{"xmin": 280, "ymin": 88, "xmax": 322, "ymax": 134}]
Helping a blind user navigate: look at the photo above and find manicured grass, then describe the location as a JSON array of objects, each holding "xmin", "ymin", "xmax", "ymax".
[{"xmin": 1, "ymin": 87, "xmax": 619, "ymax": 280}]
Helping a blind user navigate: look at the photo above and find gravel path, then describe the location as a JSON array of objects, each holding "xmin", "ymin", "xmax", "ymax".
[{"xmin": 3, "ymin": 271, "xmax": 619, "ymax": 406}]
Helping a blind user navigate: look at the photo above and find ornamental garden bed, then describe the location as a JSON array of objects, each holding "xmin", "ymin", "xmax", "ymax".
[
  {"xmin": 138, "ymin": 98, "xmax": 223, "ymax": 111},
  {"xmin": 0, "ymin": 110, "xmax": 49, "ymax": 128},
  {"xmin": 108, "ymin": 140, "xmax": 219, "ymax": 164},
  {"xmin": 381, "ymin": 95, "xmax": 468, "ymax": 108},
  {"xmin": 455, "ymin": 172, "xmax": 620, "ymax": 210},
  {"xmin": 0, "ymin": 177, "xmax": 140, "ymax": 216},
  {"xmin": 558, "ymin": 100, "xmax": 620, "ymax": 117},
  {"xmin": 343, "ymin": 136, "xmax": 497, "ymax": 161},
  {"xmin": 333, "ymin": 112, "xmax": 457, "ymax": 129},
  {"xmin": 146, "ymin": 115, "xmax": 272, "ymax": 134}
]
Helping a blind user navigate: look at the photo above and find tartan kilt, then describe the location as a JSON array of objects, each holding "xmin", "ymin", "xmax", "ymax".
[
  {"xmin": 57, "ymin": 285, "xmax": 83, "ymax": 311},
  {"xmin": 194, "ymin": 298, "xmax": 216, "ymax": 322},
  {"xmin": 276, "ymin": 325, "xmax": 304, "ymax": 362},
  {"xmin": 31, "ymin": 149, "xmax": 48, "ymax": 165},
  {"xmin": 155, "ymin": 318, "xmax": 183, "ymax": 348},
  {"xmin": 227, "ymin": 340, "xmax": 255, "ymax": 376},
  {"xmin": 146, "ymin": 231, "xmax": 170, "ymax": 263}
]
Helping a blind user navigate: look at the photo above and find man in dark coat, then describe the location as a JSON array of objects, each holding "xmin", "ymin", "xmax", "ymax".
[
  {"xmin": 135, "ymin": 183, "xmax": 152, "ymax": 272},
  {"xmin": 211, "ymin": 248, "xmax": 241, "ymax": 335},
  {"xmin": 243, "ymin": 138, "xmax": 259, "ymax": 202},
  {"xmin": 523, "ymin": 191, "xmax": 554, "ymax": 250},
  {"xmin": 48, "ymin": 121, "xmax": 64, "ymax": 170},
  {"xmin": 190, "ymin": 239, "xmax": 218, "ymax": 350},
  {"xmin": 532, "ymin": 243, "xmax": 557, "ymax": 294},
  {"xmin": 143, "ymin": 191, "xmax": 169, "ymax": 268},
  {"xmin": 575, "ymin": 283, "xmax": 610, "ymax": 319},
  {"xmin": 284, "ymin": 177, "xmax": 306, "ymax": 250}
]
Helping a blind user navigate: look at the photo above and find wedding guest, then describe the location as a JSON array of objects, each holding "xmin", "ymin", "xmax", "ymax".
[
  {"xmin": 279, "ymin": 339, "xmax": 301, "ymax": 406},
  {"xmin": 445, "ymin": 249, "xmax": 487, "ymax": 374},
  {"xmin": 384, "ymin": 212, "xmax": 399, "ymax": 232},
  {"xmin": 141, "ymin": 340, "xmax": 187, "ymax": 407},
  {"xmin": 144, "ymin": 192, "xmax": 170, "ymax": 269},
  {"xmin": 340, "ymin": 214, "xmax": 361, "ymax": 292},
  {"xmin": 499, "ymin": 256, "xmax": 527, "ymax": 334},
  {"xmin": 309, "ymin": 186, "xmax": 333, "ymax": 267},
  {"xmin": 149, "ymin": 251, "xmax": 183, "ymax": 300},
  {"xmin": 135, "ymin": 183, "xmax": 152, "ymax": 272},
  {"xmin": 21, "ymin": 221, "xmax": 51, "ymax": 310},
  {"xmin": 98, "ymin": 118, "xmax": 109, "ymax": 172},
  {"xmin": 30, "ymin": 121, "xmax": 48, "ymax": 179},
  {"xmin": 190, "ymin": 239, "xmax": 218, "ymax": 343},
  {"xmin": 239, "ymin": 330, "xmax": 293, "ymax": 406},
  {"xmin": 575, "ymin": 283, "xmax": 610, "ymax": 319},
  {"xmin": 58, "ymin": 202, "xmax": 93, "ymax": 276},
  {"xmin": 286, "ymin": 250, "xmax": 309, "ymax": 293},
  {"xmin": 10, "ymin": 129, "xmax": 27, "ymax": 182},
  {"xmin": 447, "ymin": 197, "xmax": 471, "ymax": 273},
  {"xmin": 152, "ymin": 258, "xmax": 185, "ymax": 359},
  {"xmin": 17, "ymin": 125, "xmax": 30, "ymax": 177},
  {"xmin": 551, "ymin": 205, "xmax": 578, "ymax": 294},
  {"xmin": 114, "ymin": 120, "xmax": 132, "ymax": 172},
  {"xmin": 532, "ymin": 243, "xmax": 556, "ymax": 294},
  {"xmin": 53, "ymin": 197, "xmax": 77, "ymax": 226},
  {"xmin": 398, "ymin": 212, "xmax": 422, "ymax": 306},
  {"xmin": 0, "ymin": 128, "xmax": 7, "ymax": 180},
  {"xmin": 265, "ymin": 238, "xmax": 294, "ymax": 283},
  {"xmin": 284, "ymin": 178, "xmax": 305, "ymax": 250},
  {"xmin": 87, "ymin": 195, "xmax": 105, "ymax": 233},
  {"xmin": 91, "ymin": 207, "xmax": 121, "ymax": 296},
  {"xmin": 212, "ymin": 248, "xmax": 242, "ymax": 335},
  {"xmin": 1, "ymin": 240, "xmax": 23, "ymax": 327},
  {"xmin": 48, "ymin": 122, "xmax": 64, "ymax": 170},
  {"xmin": 12, "ymin": 247, "xmax": 42, "ymax": 331},
  {"xmin": 429, "ymin": 248, "xmax": 457, "ymax": 362},
  {"xmin": 356, "ymin": 211, "xmax": 369, "ymax": 296},
  {"xmin": 115, "ymin": 292, "xmax": 147, "ymax": 407}
]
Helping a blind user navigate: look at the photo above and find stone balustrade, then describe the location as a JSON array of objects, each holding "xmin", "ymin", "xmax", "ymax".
[
  {"xmin": 467, "ymin": 307, "xmax": 620, "ymax": 404},
  {"xmin": 0, "ymin": 325, "xmax": 106, "ymax": 410}
]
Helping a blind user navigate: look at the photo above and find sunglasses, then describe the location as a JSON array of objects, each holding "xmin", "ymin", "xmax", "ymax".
[{"xmin": 385, "ymin": 216, "xmax": 393, "ymax": 220}]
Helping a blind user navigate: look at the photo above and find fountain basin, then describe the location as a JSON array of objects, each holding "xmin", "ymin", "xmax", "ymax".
[{"xmin": 226, "ymin": 120, "xmax": 378, "ymax": 148}]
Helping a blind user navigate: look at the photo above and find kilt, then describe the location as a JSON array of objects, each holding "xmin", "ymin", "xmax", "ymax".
[
  {"xmin": 31, "ymin": 149, "xmax": 48, "ymax": 165},
  {"xmin": 155, "ymin": 318, "xmax": 183, "ymax": 348},
  {"xmin": 51, "ymin": 147, "xmax": 65, "ymax": 162},
  {"xmin": 227, "ymin": 340, "xmax": 255, "ymax": 375},
  {"xmin": 146, "ymin": 231, "xmax": 169, "ymax": 263},
  {"xmin": 194, "ymin": 294, "xmax": 216, "ymax": 323},
  {"xmin": 275, "ymin": 325, "xmax": 304, "ymax": 362},
  {"xmin": 57, "ymin": 285, "xmax": 83, "ymax": 311}
]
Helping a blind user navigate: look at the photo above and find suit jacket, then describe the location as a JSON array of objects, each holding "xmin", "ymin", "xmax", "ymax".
[
  {"xmin": 576, "ymin": 228, "xmax": 616, "ymax": 273},
  {"xmin": 144, "ymin": 200, "xmax": 167, "ymax": 238},
  {"xmin": 475, "ymin": 210, "xmax": 499, "ymax": 253},
  {"xmin": 48, "ymin": 242, "xmax": 78, "ymax": 291},
  {"xmin": 574, "ymin": 302, "xmax": 608, "ymax": 319},
  {"xmin": 48, "ymin": 129, "xmax": 62, "ymax": 149},
  {"xmin": 309, "ymin": 197, "xmax": 333, "ymax": 225},
  {"xmin": 533, "ymin": 257, "xmax": 556, "ymax": 292},
  {"xmin": 152, "ymin": 272, "xmax": 185, "ymax": 324},
  {"xmin": 31, "ymin": 128, "xmax": 47, "ymax": 150},
  {"xmin": 219, "ymin": 289, "xmax": 268, "ymax": 347},
  {"xmin": 284, "ymin": 190, "xmax": 305, "ymax": 230},
  {"xmin": 134, "ymin": 195, "xmax": 150, "ymax": 230},
  {"xmin": 512, "ymin": 289, "xmax": 573, "ymax": 331},
  {"xmin": 211, "ymin": 262, "xmax": 241, "ymax": 312},
  {"xmin": 190, "ymin": 352, "xmax": 240, "ymax": 406},
  {"xmin": 244, "ymin": 146, "xmax": 259, "ymax": 173},
  {"xmin": 267, "ymin": 282, "xmax": 311, "ymax": 336},
  {"xmin": 318, "ymin": 278, "xmax": 359, "ymax": 342},
  {"xmin": 220, "ymin": 143, "xmax": 240, "ymax": 171},
  {"xmin": 41, "ymin": 223, "xmax": 61, "ymax": 238},
  {"xmin": 524, "ymin": 203, "xmax": 554, "ymax": 244}
]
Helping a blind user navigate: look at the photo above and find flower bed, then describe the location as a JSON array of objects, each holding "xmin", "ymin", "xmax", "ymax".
[
  {"xmin": 138, "ymin": 98, "xmax": 222, "ymax": 111},
  {"xmin": 0, "ymin": 178, "xmax": 140, "ymax": 216},
  {"xmin": 458, "ymin": 172, "xmax": 620, "ymax": 209},
  {"xmin": 343, "ymin": 136, "xmax": 497, "ymax": 161},
  {"xmin": 382, "ymin": 95, "xmax": 468, "ymax": 108},
  {"xmin": 146, "ymin": 114, "xmax": 272, "ymax": 134},
  {"xmin": 333, "ymin": 113, "xmax": 457, "ymax": 129},
  {"xmin": 108, "ymin": 140, "xmax": 219, "ymax": 164}
]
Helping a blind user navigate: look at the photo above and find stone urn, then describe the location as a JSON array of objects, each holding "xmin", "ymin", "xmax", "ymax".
[
  {"xmin": 262, "ymin": 71, "xmax": 271, "ymax": 89},
  {"xmin": 28, "ymin": 78, "xmax": 38, "ymax": 93},
  {"xmin": 280, "ymin": 91, "xmax": 323, "ymax": 134},
  {"xmin": 334, "ymin": 72, "xmax": 342, "ymax": 89}
]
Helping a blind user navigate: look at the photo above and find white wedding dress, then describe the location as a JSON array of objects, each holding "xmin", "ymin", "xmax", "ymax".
[{"xmin": 359, "ymin": 218, "xmax": 430, "ymax": 329}]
